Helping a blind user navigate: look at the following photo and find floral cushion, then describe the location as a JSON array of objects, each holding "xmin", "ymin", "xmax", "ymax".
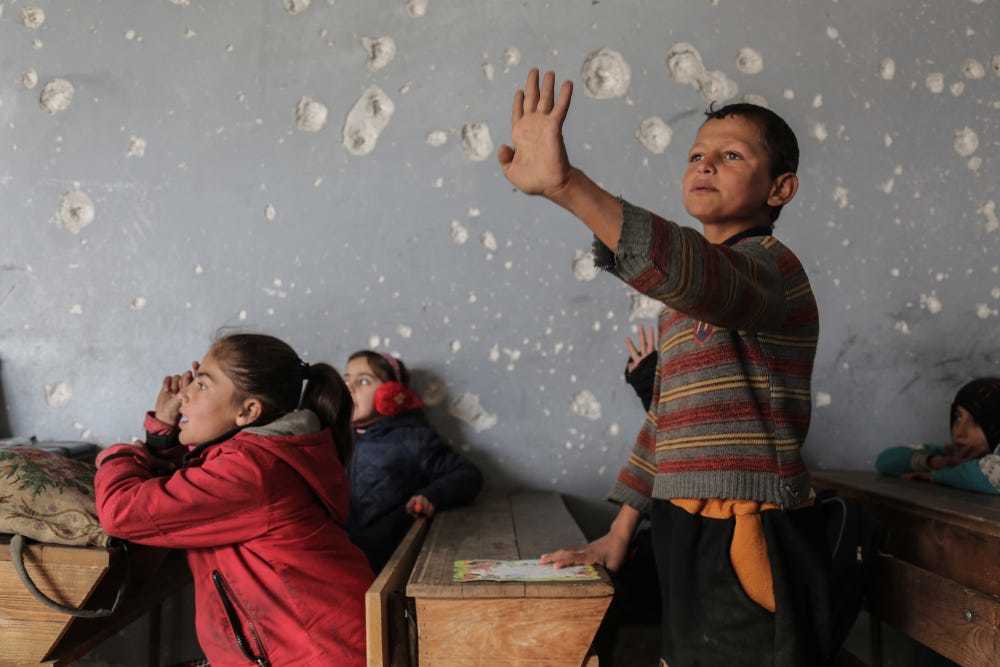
[{"xmin": 0, "ymin": 447, "xmax": 109, "ymax": 547}]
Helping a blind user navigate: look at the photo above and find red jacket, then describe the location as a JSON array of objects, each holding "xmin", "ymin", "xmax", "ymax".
[{"xmin": 95, "ymin": 411, "xmax": 373, "ymax": 667}]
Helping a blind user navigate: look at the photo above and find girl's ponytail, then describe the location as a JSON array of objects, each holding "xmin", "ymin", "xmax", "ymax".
[{"xmin": 301, "ymin": 363, "xmax": 355, "ymax": 465}]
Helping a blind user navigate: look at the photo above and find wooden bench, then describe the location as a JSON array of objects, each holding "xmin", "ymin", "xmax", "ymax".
[
  {"xmin": 813, "ymin": 470, "xmax": 1000, "ymax": 667},
  {"xmin": 403, "ymin": 491, "xmax": 614, "ymax": 667},
  {"xmin": 0, "ymin": 536, "xmax": 190, "ymax": 666}
]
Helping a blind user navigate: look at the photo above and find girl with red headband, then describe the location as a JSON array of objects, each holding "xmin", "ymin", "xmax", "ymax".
[{"xmin": 343, "ymin": 350, "xmax": 483, "ymax": 572}]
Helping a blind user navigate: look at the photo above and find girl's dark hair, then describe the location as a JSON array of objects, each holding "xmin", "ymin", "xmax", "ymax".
[
  {"xmin": 347, "ymin": 350, "xmax": 410, "ymax": 386},
  {"xmin": 211, "ymin": 333, "xmax": 354, "ymax": 464}
]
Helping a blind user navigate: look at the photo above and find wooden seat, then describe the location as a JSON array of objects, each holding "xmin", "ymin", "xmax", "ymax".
[{"xmin": 405, "ymin": 492, "xmax": 614, "ymax": 667}]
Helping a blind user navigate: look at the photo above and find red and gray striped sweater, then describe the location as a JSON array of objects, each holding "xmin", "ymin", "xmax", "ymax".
[{"xmin": 599, "ymin": 200, "xmax": 819, "ymax": 510}]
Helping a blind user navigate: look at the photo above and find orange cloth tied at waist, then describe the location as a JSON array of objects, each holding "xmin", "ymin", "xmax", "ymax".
[{"xmin": 670, "ymin": 498, "xmax": 781, "ymax": 613}]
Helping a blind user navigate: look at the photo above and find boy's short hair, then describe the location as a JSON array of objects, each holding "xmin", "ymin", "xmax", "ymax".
[{"xmin": 703, "ymin": 103, "xmax": 799, "ymax": 222}]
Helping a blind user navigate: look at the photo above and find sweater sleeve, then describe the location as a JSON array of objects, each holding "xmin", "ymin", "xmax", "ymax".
[
  {"xmin": 593, "ymin": 199, "xmax": 786, "ymax": 332},
  {"xmin": 607, "ymin": 352, "xmax": 662, "ymax": 514},
  {"xmin": 412, "ymin": 429, "xmax": 484, "ymax": 511},
  {"xmin": 931, "ymin": 456, "xmax": 1000, "ymax": 495},
  {"xmin": 875, "ymin": 444, "xmax": 948, "ymax": 476}
]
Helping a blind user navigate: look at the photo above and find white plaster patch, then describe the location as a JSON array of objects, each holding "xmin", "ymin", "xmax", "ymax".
[
  {"xmin": 169, "ymin": 0, "xmax": 191, "ymax": 5},
  {"xmin": 629, "ymin": 293, "xmax": 664, "ymax": 320},
  {"xmin": 284, "ymin": 0, "xmax": 310, "ymax": 15},
  {"xmin": 20, "ymin": 6, "xmax": 45, "ymax": 29},
  {"xmin": 396, "ymin": 324, "xmax": 413, "ymax": 338},
  {"xmin": 45, "ymin": 382, "xmax": 72, "ymax": 408},
  {"xmin": 572, "ymin": 250, "xmax": 598, "ymax": 282},
  {"xmin": 449, "ymin": 392, "xmax": 497, "ymax": 432},
  {"xmin": 362, "ymin": 36, "xmax": 396, "ymax": 71},
  {"xmin": 426, "ymin": 130, "xmax": 448, "ymax": 146},
  {"xmin": 609, "ymin": 422, "xmax": 620, "ymax": 437},
  {"xmin": 699, "ymin": 70, "xmax": 739, "ymax": 105},
  {"xmin": 979, "ymin": 200, "xmax": 998, "ymax": 233},
  {"xmin": 449, "ymin": 340, "xmax": 462, "ymax": 353},
  {"xmin": 449, "ymin": 220, "xmax": 468, "ymax": 244},
  {"xmin": 488, "ymin": 344, "xmax": 500, "ymax": 362},
  {"xmin": 962, "ymin": 58, "xmax": 986, "ymax": 80},
  {"xmin": 833, "ymin": 186, "xmax": 849, "ymax": 209},
  {"xmin": 879, "ymin": 57, "xmax": 896, "ymax": 80},
  {"xmin": 581, "ymin": 48, "xmax": 632, "ymax": 99},
  {"xmin": 920, "ymin": 293, "xmax": 943, "ymax": 314},
  {"xmin": 127, "ymin": 135, "xmax": 146, "ymax": 157},
  {"xmin": 461, "ymin": 122, "xmax": 493, "ymax": 161},
  {"xmin": 736, "ymin": 48, "xmax": 763, "ymax": 75},
  {"xmin": 811, "ymin": 123, "xmax": 828, "ymax": 142},
  {"xmin": 481, "ymin": 231, "xmax": 497, "ymax": 252},
  {"xmin": 665, "ymin": 42, "xmax": 704, "ymax": 85},
  {"xmin": 812, "ymin": 94, "xmax": 823, "ymax": 109},
  {"xmin": 405, "ymin": 0, "xmax": 428, "ymax": 17},
  {"xmin": 69, "ymin": 304, "xmax": 83, "ymax": 315},
  {"xmin": 482, "ymin": 62, "xmax": 495, "ymax": 81},
  {"xmin": 295, "ymin": 96, "xmax": 328, "ymax": 132},
  {"xmin": 894, "ymin": 320, "xmax": 911, "ymax": 335},
  {"xmin": 968, "ymin": 156, "xmax": 982, "ymax": 172},
  {"xmin": 815, "ymin": 392, "xmax": 832, "ymax": 408},
  {"xmin": 925, "ymin": 73, "xmax": 944, "ymax": 93},
  {"xmin": 976, "ymin": 303, "xmax": 998, "ymax": 319},
  {"xmin": 342, "ymin": 86, "xmax": 394, "ymax": 156},
  {"xmin": 39, "ymin": 78, "xmax": 74, "ymax": 113},
  {"xmin": 130, "ymin": 296, "xmax": 147, "ymax": 311},
  {"xmin": 503, "ymin": 47, "xmax": 522, "ymax": 70},
  {"xmin": 20, "ymin": 68, "xmax": 38, "ymax": 89},
  {"xmin": 953, "ymin": 127, "xmax": 979, "ymax": 157},
  {"xmin": 742, "ymin": 94, "xmax": 768, "ymax": 108},
  {"xmin": 368, "ymin": 335, "xmax": 381, "ymax": 349},
  {"xmin": 570, "ymin": 390, "xmax": 602, "ymax": 420},
  {"xmin": 826, "ymin": 26, "xmax": 839, "ymax": 40},
  {"xmin": 265, "ymin": 204, "xmax": 277, "ymax": 222},
  {"xmin": 56, "ymin": 190, "xmax": 95, "ymax": 234},
  {"xmin": 950, "ymin": 81, "xmax": 965, "ymax": 96},
  {"xmin": 635, "ymin": 116, "xmax": 672, "ymax": 154}
]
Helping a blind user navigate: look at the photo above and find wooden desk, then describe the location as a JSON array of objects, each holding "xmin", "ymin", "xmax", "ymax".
[
  {"xmin": 813, "ymin": 470, "xmax": 1000, "ymax": 667},
  {"xmin": 0, "ymin": 536, "xmax": 191, "ymax": 666},
  {"xmin": 406, "ymin": 492, "xmax": 614, "ymax": 667}
]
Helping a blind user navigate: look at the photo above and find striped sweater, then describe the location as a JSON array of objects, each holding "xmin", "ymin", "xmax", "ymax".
[{"xmin": 599, "ymin": 200, "xmax": 819, "ymax": 510}]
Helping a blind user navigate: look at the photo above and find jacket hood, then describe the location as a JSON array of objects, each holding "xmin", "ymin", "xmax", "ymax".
[{"xmin": 237, "ymin": 409, "xmax": 350, "ymax": 523}]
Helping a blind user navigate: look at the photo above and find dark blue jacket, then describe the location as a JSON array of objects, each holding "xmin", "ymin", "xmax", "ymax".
[{"xmin": 346, "ymin": 411, "xmax": 483, "ymax": 570}]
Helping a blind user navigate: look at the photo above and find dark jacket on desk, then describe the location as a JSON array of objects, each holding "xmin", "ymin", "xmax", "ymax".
[{"xmin": 347, "ymin": 410, "xmax": 483, "ymax": 572}]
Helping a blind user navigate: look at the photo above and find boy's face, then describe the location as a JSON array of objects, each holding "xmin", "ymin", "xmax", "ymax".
[
  {"xmin": 682, "ymin": 116, "xmax": 788, "ymax": 229},
  {"xmin": 344, "ymin": 357, "xmax": 383, "ymax": 425}
]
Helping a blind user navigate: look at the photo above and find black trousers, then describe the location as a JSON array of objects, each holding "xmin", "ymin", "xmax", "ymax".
[{"xmin": 651, "ymin": 500, "xmax": 835, "ymax": 667}]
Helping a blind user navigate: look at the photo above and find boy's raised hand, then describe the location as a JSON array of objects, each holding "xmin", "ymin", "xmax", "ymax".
[
  {"xmin": 625, "ymin": 325, "xmax": 657, "ymax": 372},
  {"xmin": 498, "ymin": 69, "xmax": 574, "ymax": 198}
]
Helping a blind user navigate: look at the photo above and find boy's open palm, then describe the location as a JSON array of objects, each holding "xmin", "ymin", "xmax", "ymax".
[{"xmin": 498, "ymin": 69, "xmax": 574, "ymax": 198}]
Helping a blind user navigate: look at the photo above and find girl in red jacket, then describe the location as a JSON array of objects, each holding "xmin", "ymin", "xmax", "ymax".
[{"xmin": 95, "ymin": 333, "xmax": 373, "ymax": 667}]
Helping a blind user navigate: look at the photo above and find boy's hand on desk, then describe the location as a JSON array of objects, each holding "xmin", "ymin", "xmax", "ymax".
[
  {"xmin": 625, "ymin": 325, "xmax": 657, "ymax": 372},
  {"xmin": 539, "ymin": 531, "xmax": 630, "ymax": 573},
  {"xmin": 153, "ymin": 365, "xmax": 196, "ymax": 425},
  {"xmin": 406, "ymin": 495, "xmax": 435, "ymax": 517},
  {"xmin": 497, "ymin": 68, "xmax": 574, "ymax": 199}
]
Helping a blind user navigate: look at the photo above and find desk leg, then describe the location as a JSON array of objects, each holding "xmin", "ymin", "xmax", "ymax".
[{"xmin": 148, "ymin": 603, "xmax": 162, "ymax": 667}]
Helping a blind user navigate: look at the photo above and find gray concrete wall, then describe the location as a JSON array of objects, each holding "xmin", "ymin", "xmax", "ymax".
[{"xmin": 1, "ymin": 0, "xmax": 997, "ymax": 662}]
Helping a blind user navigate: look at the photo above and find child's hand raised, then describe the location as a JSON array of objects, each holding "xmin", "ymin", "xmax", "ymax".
[
  {"xmin": 497, "ymin": 69, "xmax": 574, "ymax": 199},
  {"xmin": 153, "ymin": 364, "xmax": 196, "ymax": 426},
  {"xmin": 625, "ymin": 325, "xmax": 657, "ymax": 373},
  {"xmin": 406, "ymin": 495, "xmax": 435, "ymax": 517}
]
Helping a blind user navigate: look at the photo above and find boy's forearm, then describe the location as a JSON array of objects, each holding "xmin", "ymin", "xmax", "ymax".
[
  {"xmin": 546, "ymin": 168, "xmax": 623, "ymax": 250},
  {"xmin": 609, "ymin": 502, "xmax": 642, "ymax": 541}
]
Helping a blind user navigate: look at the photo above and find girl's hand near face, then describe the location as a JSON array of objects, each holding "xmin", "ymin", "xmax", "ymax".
[
  {"xmin": 153, "ymin": 363, "xmax": 197, "ymax": 425},
  {"xmin": 406, "ymin": 495, "xmax": 435, "ymax": 517},
  {"xmin": 625, "ymin": 325, "xmax": 657, "ymax": 373}
]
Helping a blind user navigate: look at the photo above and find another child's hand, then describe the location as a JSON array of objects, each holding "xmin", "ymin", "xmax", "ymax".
[
  {"xmin": 406, "ymin": 495, "xmax": 435, "ymax": 517},
  {"xmin": 625, "ymin": 325, "xmax": 657, "ymax": 373},
  {"xmin": 497, "ymin": 69, "xmax": 574, "ymax": 199},
  {"xmin": 153, "ymin": 364, "xmax": 196, "ymax": 425},
  {"xmin": 902, "ymin": 472, "xmax": 934, "ymax": 483},
  {"xmin": 539, "ymin": 531, "xmax": 630, "ymax": 573}
]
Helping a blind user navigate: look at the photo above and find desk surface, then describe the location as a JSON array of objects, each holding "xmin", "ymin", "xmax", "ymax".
[
  {"xmin": 813, "ymin": 470, "xmax": 1000, "ymax": 537},
  {"xmin": 407, "ymin": 491, "xmax": 613, "ymax": 599}
]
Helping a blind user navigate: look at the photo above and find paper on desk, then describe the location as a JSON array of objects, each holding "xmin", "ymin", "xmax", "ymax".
[{"xmin": 453, "ymin": 559, "xmax": 600, "ymax": 582}]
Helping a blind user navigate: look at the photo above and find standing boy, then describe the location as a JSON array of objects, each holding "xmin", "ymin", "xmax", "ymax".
[{"xmin": 500, "ymin": 69, "xmax": 833, "ymax": 665}]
